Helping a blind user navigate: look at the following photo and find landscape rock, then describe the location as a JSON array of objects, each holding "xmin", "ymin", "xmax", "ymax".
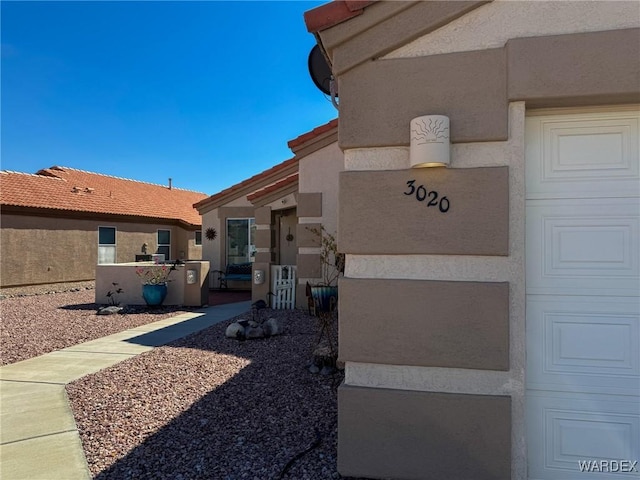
[
  {"xmin": 225, "ymin": 322, "xmax": 245, "ymax": 339},
  {"xmin": 97, "ymin": 306, "xmax": 123, "ymax": 315},
  {"xmin": 245, "ymin": 326, "xmax": 265, "ymax": 339},
  {"xmin": 263, "ymin": 318, "xmax": 281, "ymax": 337}
]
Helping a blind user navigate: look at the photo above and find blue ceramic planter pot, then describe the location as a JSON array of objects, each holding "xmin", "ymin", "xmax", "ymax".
[
  {"xmin": 310, "ymin": 286, "xmax": 338, "ymax": 313},
  {"xmin": 142, "ymin": 283, "xmax": 168, "ymax": 306}
]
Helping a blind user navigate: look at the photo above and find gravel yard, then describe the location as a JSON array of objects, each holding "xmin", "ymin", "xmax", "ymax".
[
  {"xmin": 0, "ymin": 281, "xmax": 195, "ymax": 365},
  {"xmin": 1, "ymin": 284, "xmax": 361, "ymax": 479}
]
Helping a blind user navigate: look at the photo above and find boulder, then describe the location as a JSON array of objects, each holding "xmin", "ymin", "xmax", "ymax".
[
  {"xmin": 263, "ymin": 318, "xmax": 281, "ymax": 337},
  {"xmin": 245, "ymin": 326, "xmax": 265, "ymax": 339},
  {"xmin": 97, "ymin": 306, "xmax": 123, "ymax": 315},
  {"xmin": 225, "ymin": 322, "xmax": 245, "ymax": 339}
]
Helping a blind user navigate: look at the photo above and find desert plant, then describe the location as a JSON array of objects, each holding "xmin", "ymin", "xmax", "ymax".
[
  {"xmin": 305, "ymin": 225, "xmax": 343, "ymax": 374},
  {"xmin": 105, "ymin": 282, "xmax": 123, "ymax": 306},
  {"xmin": 135, "ymin": 264, "xmax": 176, "ymax": 285},
  {"xmin": 306, "ymin": 225, "xmax": 344, "ymax": 287}
]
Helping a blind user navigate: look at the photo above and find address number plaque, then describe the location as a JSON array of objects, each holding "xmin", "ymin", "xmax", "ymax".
[{"xmin": 404, "ymin": 179, "xmax": 449, "ymax": 213}]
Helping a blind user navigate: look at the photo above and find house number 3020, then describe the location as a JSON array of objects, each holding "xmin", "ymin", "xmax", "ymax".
[{"xmin": 404, "ymin": 180, "xmax": 450, "ymax": 213}]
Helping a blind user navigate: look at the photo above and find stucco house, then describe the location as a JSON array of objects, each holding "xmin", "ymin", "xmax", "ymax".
[
  {"xmin": 304, "ymin": 1, "xmax": 639, "ymax": 479},
  {"xmin": 195, "ymin": 118, "xmax": 341, "ymax": 308},
  {"xmin": 1, "ymin": 166, "xmax": 207, "ymax": 287}
]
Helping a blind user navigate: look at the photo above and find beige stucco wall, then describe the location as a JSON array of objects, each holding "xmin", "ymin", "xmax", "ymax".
[
  {"xmin": 95, "ymin": 261, "xmax": 209, "ymax": 307},
  {"xmin": 177, "ymin": 228, "xmax": 202, "ymax": 261},
  {"xmin": 200, "ymin": 209, "xmax": 222, "ymax": 279},
  {"xmin": 387, "ymin": 0, "xmax": 640, "ymax": 59},
  {"xmin": 340, "ymin": 102, "xmax": 527, "ymax": 479},
  {"xmin": 338, "ymin": 385, "xmax": 511, "ymax": 479},
  {"xmin": 298, "ymin": 141, "xmax": 343, "ymax": 235},
  {"xmin": 200, "ymin": 186, "xmax": 300, "ymax": 302},
  {"xmin": 1, "ymin": 213, "xmax": 198, "ymax": 287},
  {"xmin": 319, "ymin": 1, "xmax": 640, "ymax": 478},
  {"xmin": 296, "ymin": 141, "xmax": 344, "ymax": 306}
]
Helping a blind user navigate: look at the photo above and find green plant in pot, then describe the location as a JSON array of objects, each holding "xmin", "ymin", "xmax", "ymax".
[{"xmin": 135, "ymin": 263, "xmax": 176, "ymax": 306}]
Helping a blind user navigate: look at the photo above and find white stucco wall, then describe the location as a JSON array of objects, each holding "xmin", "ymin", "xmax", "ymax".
[{"xmin": 386, "ymin": 0, "xmax": 640, "ymax": 59}]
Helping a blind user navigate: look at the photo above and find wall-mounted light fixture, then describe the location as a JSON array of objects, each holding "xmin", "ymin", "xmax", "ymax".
[
  {"xmin": 409, "ymin": 115, "xmax": 450, "ymax": 168},
  {"xmin": 254, "ymin": 269, "xmax": 265, "ymax": 285}
]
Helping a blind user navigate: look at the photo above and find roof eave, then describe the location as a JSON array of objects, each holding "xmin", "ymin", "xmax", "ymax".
[
  {"xmin": 1, "ymin": 204, "xmax": 201, "ymax": 227},
  {"xmin": 304, "ymin": 1, "xmax": 375, "ymax": 34},
  {"xmin": 194, "ymin": 158, "xmax": 299, "ymax": 214}
]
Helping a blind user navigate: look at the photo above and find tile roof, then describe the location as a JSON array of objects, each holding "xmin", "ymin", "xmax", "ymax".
[
  {"xmin": 0, "ymin": 166, "xmax": 207, "ymax": 227},
  {"xmin": 246, "ymin": 173, "xmax": 299, "ymax": 203},
  {"xmin": 193, "ymin": 157, "xmax": 299, "ymax": 213},
  {"xmin": 304, "ymin": 1, "xmax": 375, "ymax": 33},
  {"xmin": 287, "ymin": 118, "xmax": 338, "ymax": 150},
  {"xmin": 194, "ymin": 119, "xmax": 338, "ymax": 213}
]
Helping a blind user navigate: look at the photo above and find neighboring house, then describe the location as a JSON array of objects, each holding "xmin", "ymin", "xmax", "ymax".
[
  {"xmin": 1, "ymin": 166, "xmax": 207, "ymax": 287},
  {"xmin": 305, "ymin": 1, "xmax": 639, "ymax": 480},
  {"xmin": 195, "ymin": 118, "xmax": 340, "ymax": 307}
]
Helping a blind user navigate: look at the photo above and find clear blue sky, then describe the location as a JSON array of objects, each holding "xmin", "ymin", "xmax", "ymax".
[{"xmin": 1, "ymin": 1, "xmax": 336, "ymax": 195}]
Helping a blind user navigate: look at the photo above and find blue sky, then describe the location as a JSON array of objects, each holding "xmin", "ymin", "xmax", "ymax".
[{"xmin": 1, "ymin": 1, "xmax": 336, "ymax": 195}]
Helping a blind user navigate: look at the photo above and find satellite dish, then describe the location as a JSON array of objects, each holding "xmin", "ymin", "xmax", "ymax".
[{"xmin": 308, "ymin": 45, "xmax": 337, "ymax": 97}]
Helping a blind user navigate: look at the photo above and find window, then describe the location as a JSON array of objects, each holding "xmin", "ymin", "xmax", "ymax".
[
  {"xmin": 195, "ymin": 230, "xmax": 202, "ymax": 246},
  {"xmin": 226, "ymin": 218, "xmax": 255, "ymax": 264},
  {"xmin": 98, "ymin": 226, "xmax": 116, "ymax": 264},
  {"xmin": 157, "ymin": 229, "xmax": 171, "ymax": 261}
]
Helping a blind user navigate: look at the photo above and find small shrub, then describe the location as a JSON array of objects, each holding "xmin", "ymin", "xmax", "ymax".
[{"xmin": 105, "ymin": 283, "xmax": 123, "ymax": 306}]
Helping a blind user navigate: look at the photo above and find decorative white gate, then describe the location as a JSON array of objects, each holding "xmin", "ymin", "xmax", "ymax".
[{"xmin": 271, "ymin": 265, "xmax": 296, "ymax": 309}]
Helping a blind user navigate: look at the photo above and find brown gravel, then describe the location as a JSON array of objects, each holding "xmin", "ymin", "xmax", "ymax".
[
  {"xmin": 1, "ymin": 285, "xmax": 365, "ymax": 479},
  {"xmin": 1, "ymin": 281, "xmax": 197, "ymax": 365},
  {"xmin": 66, "ymin": 309, "xmax": 354, "ymax": 480}
]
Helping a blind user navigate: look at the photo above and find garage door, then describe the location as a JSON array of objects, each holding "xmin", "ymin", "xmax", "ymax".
[{"xmin": 525, "ymin": 108, "xmax": 639, "ymax": 479}]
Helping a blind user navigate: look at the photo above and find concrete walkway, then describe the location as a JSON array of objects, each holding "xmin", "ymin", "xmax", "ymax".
[{"xmin": 0, "ymin": 301, "xmax": 250, "ymax": 480}]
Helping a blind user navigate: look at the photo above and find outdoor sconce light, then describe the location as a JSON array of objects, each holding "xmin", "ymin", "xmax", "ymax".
[
  {"xmin": 254, "ymin": 269, "xmax": 265, "ymax": 285},
  {"xmin": 186, "ymin": 269, "xmax": 197, "ymax": 284},
  {"xmin": 409, "ymin": 115, "xmax": 450, "ymax": 168}
]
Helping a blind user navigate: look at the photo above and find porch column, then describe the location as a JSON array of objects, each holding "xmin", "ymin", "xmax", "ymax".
[
  {"xmin": 336, "ymin": 104, "xmax": 526, "ymax": 480},
  {"xmin": 296, "ymin": 192, "xmax": 323, "ymax": 308},
  {"xmin": 252, "ymin": 206, "xmax": 272, "ymax": 304}
]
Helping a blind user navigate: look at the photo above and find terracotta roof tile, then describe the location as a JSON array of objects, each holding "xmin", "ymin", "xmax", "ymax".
[
  {"xmin": 194, "ymin": 157, "xmax": 298, "ymax": 212},
  {"xmin": 287, "ymin": 118, "xmax": 338, "ymax": 150},
  {"xmin": 246, "ymin": 173, "xmax": 299, "ymax": 202},
  {"xmin": 305, "ymin": 1, "xmax": 375, "ymax": 33},
  {"xmin": 0, "ymin": 166, "xmax": 207, "ymax": 227},
  {"xmin": 194, "ymin": 120, "xmax": 338, "ymax": 213}
]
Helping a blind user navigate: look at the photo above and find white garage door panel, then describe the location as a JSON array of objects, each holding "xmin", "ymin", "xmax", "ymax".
[
  {"xmin": 527, "ymin": 296, "xmax": 640, "ymax": 396},
  {"xmin": 527, "ymin": 392, "xmax": 640, "ymax": 480},
  {"xmin": 526, "ymin": 108, "xmax": 640, "ymax": 480},
  {"xmin": 526, "ymin": 112, "xmax": 640, "ymax": 200},
  {"xmin": 527, "ymin": 199, "xmax": 639, "ymax": 296}
]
